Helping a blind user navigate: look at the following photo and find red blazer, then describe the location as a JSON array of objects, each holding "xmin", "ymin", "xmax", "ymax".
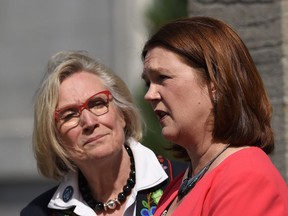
[{"xmin": 155, "ymin": 147, "xmax": 288, "ymax": 216}]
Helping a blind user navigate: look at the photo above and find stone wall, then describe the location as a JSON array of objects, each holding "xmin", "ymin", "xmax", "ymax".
[{"xmin": 188, "ymin": 0, "xmax": 287, "ymax": 181}]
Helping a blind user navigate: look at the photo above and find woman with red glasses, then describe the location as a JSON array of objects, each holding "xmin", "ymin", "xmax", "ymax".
[{"xmin": 21, "ymin": 50, "xmax": 186, "ymax": 216}]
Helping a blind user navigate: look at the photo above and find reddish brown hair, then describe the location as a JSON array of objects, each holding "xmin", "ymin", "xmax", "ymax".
[{"xmin": 142, "ymin": 16, "xmax": 274, "ymax": 157}]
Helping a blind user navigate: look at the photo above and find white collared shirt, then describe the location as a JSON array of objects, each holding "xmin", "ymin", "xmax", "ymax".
[{"xmin": 48, "ymin": 138, "xmax": 168, "ymax": 216}]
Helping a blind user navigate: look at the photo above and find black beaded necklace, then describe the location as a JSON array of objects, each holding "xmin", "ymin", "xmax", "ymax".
[
  {"xmin": 78, "ymin": 145, "xmax": 136, "ymax": 212},
  {"xmin": 178, "ymin": 144, "xmax": 230, "ymax": 200}
]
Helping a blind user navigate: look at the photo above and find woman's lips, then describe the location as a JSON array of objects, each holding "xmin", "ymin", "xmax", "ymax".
[
  {"xmin": 154, "ymin": 110, "xmax": 168, "ymax": 121},
  {"xmin": 84, "ymin": 134, "xmax": 107, "ymax": 145}
]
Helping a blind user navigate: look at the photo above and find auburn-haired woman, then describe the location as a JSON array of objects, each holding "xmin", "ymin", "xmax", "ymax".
[{"xmin": 141, "ymin": 16, "xmax": 288, "ymax": 215}]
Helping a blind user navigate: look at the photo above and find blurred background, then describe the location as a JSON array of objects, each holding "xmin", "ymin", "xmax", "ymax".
[{"xmin": 0, "ymin": 0, "xmax": 287, "ymax": 215}]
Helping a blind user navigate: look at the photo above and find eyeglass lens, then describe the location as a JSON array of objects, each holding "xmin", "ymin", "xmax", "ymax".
[{"xmin": 56, "ymin": 91, "xmax": 110, "ymax": 128}]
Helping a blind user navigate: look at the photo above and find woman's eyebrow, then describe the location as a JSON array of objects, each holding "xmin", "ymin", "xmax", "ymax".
[{"xmin": 142, "ymin": 67, "xmax": 170, "ymax": 76}]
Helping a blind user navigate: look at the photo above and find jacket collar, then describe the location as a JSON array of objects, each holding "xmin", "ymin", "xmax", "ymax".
[{"xmin": 48, "ymin": 138, "xmax": 168, "ymax": 216}]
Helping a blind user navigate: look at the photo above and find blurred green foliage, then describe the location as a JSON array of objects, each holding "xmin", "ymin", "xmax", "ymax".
[
  {"xmin": 135, "ymin": 0, "xmax": 188, "ymax": 159},
  {"xmin": 145, "ymin": 0, "xmax": 188, "ymax": 35}
]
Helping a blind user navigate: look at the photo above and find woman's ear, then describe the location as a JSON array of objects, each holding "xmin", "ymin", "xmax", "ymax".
[
  {"xmin": 119, "ymin": 110, "xmax": 126, "ymax": 129},
  {"xmin": 210, "ymin": 82, "xmax": 217, "ymax": 104}
]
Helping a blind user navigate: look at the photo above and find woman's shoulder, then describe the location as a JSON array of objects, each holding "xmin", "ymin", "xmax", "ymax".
[
  {"xmin": 221, "ymin": 146, "xmax": 276, "ymax": 171},
  {"xmin": 20, "ymin": 186, "xmax": 58, "ymax": 216},
  {"xmin": 201, "ymin": 147, "xmax": 288, "ymax": 215},
  {"xmin": 213, "ymin": 147, "xmax": 286, "ymax": 187}
]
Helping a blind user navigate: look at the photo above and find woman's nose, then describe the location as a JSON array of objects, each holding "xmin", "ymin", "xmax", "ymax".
[
  {"xmin": 144, "ymin": 85, "xmax": 161, "ymax": 101},
  {"xmin": 79, "ymin": 109, "xmax": 99, "ymax": 133}
]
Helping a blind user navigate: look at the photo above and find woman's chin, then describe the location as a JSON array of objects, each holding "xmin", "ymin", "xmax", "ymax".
[{"xmin": 162, "ymin": 128, "xmax": 178, "ymax": 143}]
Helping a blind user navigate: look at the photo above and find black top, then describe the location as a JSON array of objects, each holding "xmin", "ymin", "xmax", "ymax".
[{"xmin": 20, "ymin": 186, "xmax": 57, "ymax": 216}]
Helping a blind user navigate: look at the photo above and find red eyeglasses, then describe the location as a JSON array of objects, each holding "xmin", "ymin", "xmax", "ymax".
[{"xmin": 54, "ymin": 90, "xmax": 111, "ymax": 128}]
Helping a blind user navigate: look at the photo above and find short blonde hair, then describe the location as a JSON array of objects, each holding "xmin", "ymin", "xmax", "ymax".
[{"xmin": 34, "ymin": 50, "xmax": 143, "ymax": 180}]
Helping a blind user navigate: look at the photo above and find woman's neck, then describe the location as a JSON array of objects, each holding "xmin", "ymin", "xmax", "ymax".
[
  {"xmin": 186, "ymin": 142, "xmax": 229, "ymax": 176},
  {"xmin": 78, "ymin": 146, "xmax": 131, "ymax": 202}
]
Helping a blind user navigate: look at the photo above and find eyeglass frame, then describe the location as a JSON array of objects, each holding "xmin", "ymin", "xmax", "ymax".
[{"xmin": 54, "ymin": 90, "xmax": 112, "ymax": 126}]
